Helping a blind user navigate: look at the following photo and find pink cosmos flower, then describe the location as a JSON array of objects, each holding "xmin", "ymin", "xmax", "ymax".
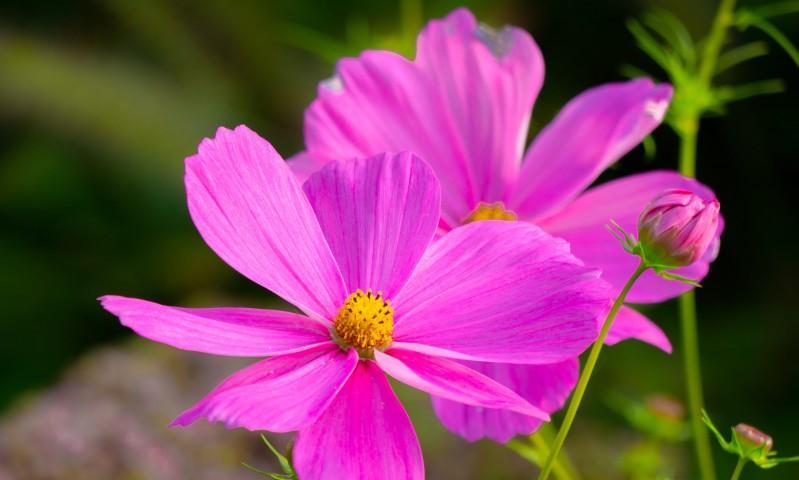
[
  {"xmin": 100, "ymin": 126, "xmax": 612, "ymax": 479},
  {"xmin": 289, "ymin": 8, "xmax": 723, "ymax": 442}
]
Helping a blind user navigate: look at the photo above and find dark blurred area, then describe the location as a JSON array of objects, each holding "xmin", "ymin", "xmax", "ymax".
[{"xmin": 0, "ymin": 0, "xmax": 796, "ymax": 478}]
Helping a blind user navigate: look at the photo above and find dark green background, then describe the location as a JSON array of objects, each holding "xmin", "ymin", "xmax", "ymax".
[{"xmin": 1, "ymin": 0, "xmax": 796, "ymax": 478}]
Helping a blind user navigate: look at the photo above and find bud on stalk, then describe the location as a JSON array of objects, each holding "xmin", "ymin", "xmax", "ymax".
[{"xmin": 637, "ymin": 189, "xmax": 720, "ymax": 268}]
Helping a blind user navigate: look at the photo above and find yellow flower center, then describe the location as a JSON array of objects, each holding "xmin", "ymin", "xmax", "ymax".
[
  {"xmin": 333, "ymin": 289, "xmax": 394, "ymax": 352},
  {"xmin": 463, "ymin": 201, "xmax": 518, "ymax": 223}
]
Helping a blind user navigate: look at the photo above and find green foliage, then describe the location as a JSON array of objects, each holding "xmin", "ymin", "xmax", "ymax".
[{"xmin": 626, "ymin": 3, "xmax": 799, "ymax": 138}]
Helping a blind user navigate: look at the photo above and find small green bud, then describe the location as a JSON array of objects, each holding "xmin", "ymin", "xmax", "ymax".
[{"xmin": 703, "ymin": 410, "xmax": 799, "ymax": 469}]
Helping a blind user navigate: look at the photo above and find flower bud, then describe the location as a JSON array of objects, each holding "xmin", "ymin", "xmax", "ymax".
[
  {"xmin": 637, "ymin": 189, "xmax": 720, "ymax": 268},
  {"xmin": 735, "ymin": 423, "xmax": 773, "ymax": 455},
  {"xmin": 646, "ymin": 394, "xmax": 685, "ymax": 422}
]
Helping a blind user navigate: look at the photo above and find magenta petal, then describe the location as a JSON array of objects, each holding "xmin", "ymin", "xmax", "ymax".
[
  {"xmin": 606, "ymin": 305, "xmax": 672, "ymax": 353},
  {"xmin": 509, "ymin": 79, "xmax": 673, "ymax": 220},
  {"xmin": 375, "ymin": 348, "xmax": 548, "ymax": 419},
  {"xmin": 394, "ymin": 221, "xmax": 608, "ymax": 364},
  {"xmin": 415, "ymin": 7, "xmax": 544, "ymax": 206},
  {"xmin": 99, "ymin": 295, "xmax": 331, "ymax": 356},
  {"xmin": 293, "ymin": 362, "xmax": 423, "ymax": 480},
  {"xmin": 303, "ymin": 152, "xmax": 440, "ymax": 297},
  {"xmin": 286, "ymin": 151, "xmax": 330, "ymax": 184},
  {"xmin": 431, "ymin": 359, "xmax": 578, "ymax": 442},
  {"xmin": 538, "ymin": 170, "xmax": 722, "ymax": 303},
  {"xmin": 171, "ymin": 344, "xmax": 357, "ymax": 432},
  {"xmin": 304, "ymin": 50, "xmax": 468, "ymax": 228},
  {"xmin": 304, "ymin": 7, "xmax": 544, "ymax": 228},
  {"xmin": 185, "ymin": 125, "xmax": 346, "ymax": 320}
]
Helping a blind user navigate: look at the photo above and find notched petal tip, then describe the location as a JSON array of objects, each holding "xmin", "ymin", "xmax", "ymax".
[{"xmin": 475, "ymin": 23, "xmax": 516, "ymax": 58}]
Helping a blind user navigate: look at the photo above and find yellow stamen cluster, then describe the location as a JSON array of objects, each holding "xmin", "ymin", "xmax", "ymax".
[
  {"xmin": 463, "ymin": 201, "xmax": 518, "ymax": 223},
  {"xmin": 333, "ymin": 289, "xmax": 394, "ymax": 351}
]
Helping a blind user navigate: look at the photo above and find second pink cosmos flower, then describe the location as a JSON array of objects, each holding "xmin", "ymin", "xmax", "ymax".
[{"xmin": 101, "ymin": 126, "xmax": 611, "ymax": 479}]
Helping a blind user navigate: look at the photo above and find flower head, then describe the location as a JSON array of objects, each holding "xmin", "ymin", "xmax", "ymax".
[
  {"xmin": 637, "ymin": 189, "xmax": 721, "ymax": 268},
  {"xmin": 100, "ymin": 126, "xmax": 611, "ymax": 479},
  {"xmin": 290, "ymin": 7, "xmax": 724, "ymax": 442}
]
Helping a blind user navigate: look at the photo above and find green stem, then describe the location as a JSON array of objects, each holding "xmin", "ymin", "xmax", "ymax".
[
  {"xmin": 680, "ymin": 290, "xmax": 716, "ymax": 480},
  {"xmin": 538, "ymin": 261, "xmax": 649, "ymax": 480},
  {"xmin": 729, "ymin": 458, "xmax": 747, "ymax": 480},
  {"xmin": 675, "ymin": 1, "xmax": 737, "ymax": 478},
  {"xmin": 678, "ymin": 121, "xmax": 698, "ymax": 177}
]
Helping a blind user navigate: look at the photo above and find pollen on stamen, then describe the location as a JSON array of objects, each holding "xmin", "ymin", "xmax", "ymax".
[
  {"xmin": 333, "ymin": 288, "xmax": 394, "ymax": 352},
  {"xmin": 463, "ymin": 201, "xmax": 518, "ymax": 223}
]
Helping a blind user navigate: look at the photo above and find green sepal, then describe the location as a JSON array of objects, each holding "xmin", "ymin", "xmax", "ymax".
[
  {"xmin": 261, "ymin": 434, "xmax": 295, "ymax": 475},
  {"xmin": 242, "ymin": 435, "xmax": 297, "ymax": 478},
  {"xmin": 606, "ymin": 220, "xmax": 638, "ymax": 254},
  {"xmin": 606, "ymin": 220, "xmax": 703, "ymax": 286},
  {"xmin": 653, "ymin": 269, "xmax": 702, "ymax": 287}
]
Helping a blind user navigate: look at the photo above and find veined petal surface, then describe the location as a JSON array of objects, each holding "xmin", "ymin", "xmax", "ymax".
[
  {"xmin": 171, "ymin": 344, "xmax": 357, "ymax": 432},
  {"xmin": 431, "ymin": 359, "xmax": 578, "ymax": 442},
  {"xmin": 393, "ymin": 221, "xmax": 608, "ymax": 364},
  {"xmin": 185, "ymin": 125, "xmax": 346, "ymax": 320},
  {"xmin": 303, "ymin": 152, "xmax": 440, "ymax": 298},
  {"xmin": 509, "ymin": 79, "xmax": 673, "ymax": 220},
  {"xmin": 375, "ymin": 348, "xmax": 548, "ymax": 419},
  {"xmin": 415, "ymin": 7, "xmax": 544, "ymax": 206},
  {"xmin": 293, "ymin": 361, "xmax": 423, "ymax": 480},
  {"xmin": 100, "ymin": 295, "xmax": 330, "ymax": 356}
]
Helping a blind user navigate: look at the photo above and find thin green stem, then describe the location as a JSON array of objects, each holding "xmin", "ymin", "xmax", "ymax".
[
  {"xmin": 729, "ymin": 458, "xmax": 747, "ymax": 480},
  {"xmin": 538, "ymin": 261, "xmax": 649, "ymax": 480},
  {"xmin": 680, "ymin": 291, "xmax": 716, "ymax": 479},
  {"xmin": 675, "ymin": 2, "xmax": 737, "ymax": 478},
  {"xmin": 678, "ymin": 121, "xmax": 698, "ymax": 177}
]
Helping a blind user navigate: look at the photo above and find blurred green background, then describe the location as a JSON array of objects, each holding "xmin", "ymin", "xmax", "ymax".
[{"xmin": 0, "ymin": 0, "xmax": 797, "ymax": 478}]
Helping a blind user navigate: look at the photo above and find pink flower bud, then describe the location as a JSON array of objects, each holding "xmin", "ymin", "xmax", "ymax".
[
  {"xmin": 735, "ymin": 423, "xmax": 773, "ymax": 455},
  {"xmin": 637, "ymin": 189, "xmax": 720, "ymax": 268}
]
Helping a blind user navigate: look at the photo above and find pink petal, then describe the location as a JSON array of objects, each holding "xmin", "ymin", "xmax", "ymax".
[
  {"xmin": 286, "ymin": 150, "xmax": 330, "ymax": 184},
  {"xmin": 305, "ymin": 50, "xmax": 467, "ymax": 228},
  {"xmin": 99, "ymin": 295, "xmax": 331, "ymax": 356},
  {"xmin": 393, "ymin": 221, "xmax": 608, "ymax": 364},
  {"xmin": 171, "ymin": 344, "xmax": 357, "ymax": 432},
  {"xmin": 415, "ymin": 7, "xmax": 544, "ymax": 207},
  {"xmin": 431, "ymin": 359, "xmax": 578, "ymax": 442},
  {"xmin": 304, "ymin": 8, "xmax": 544, "ymax": 228},
  {"xmin": 293, "ymin": 361, "xmax": 423, "ymax": 480},
  {"xmin": 538, "ymin": 170, "xmax": 722, "ymax": 303},
  {"xmin": 606, "ymin": 305, "xmax": 672, "ymax": 353},
  {"xmin": 508, "ymin": 79, "xmax": 673, "ymax": 220},
  {"xmin": 302, "ymin": 152, "xmax": 440, "ymax": 298},
  {"xmin": 374, "ymin": 348, "xmax": 548, "ymax": 420},
  {"xmin": 185, "ymin": 125, "xmax": 346, "ymax": 320}
]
